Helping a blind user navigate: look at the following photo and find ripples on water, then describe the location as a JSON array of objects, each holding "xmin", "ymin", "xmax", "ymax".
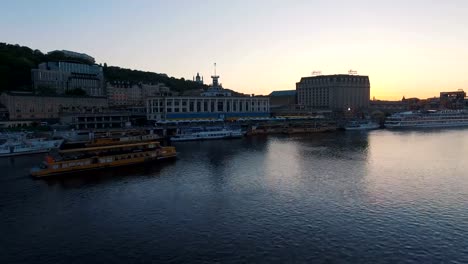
[{"xmin": 1, "ymin": 129, "xmax": 468, "ymax": 263}]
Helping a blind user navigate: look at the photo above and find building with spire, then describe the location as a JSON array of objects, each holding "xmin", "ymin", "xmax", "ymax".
[
  {"xmin": 201, "ymin": 63, "xmax": 231, "ymax": 97},
  {"xmin": 146, "ymin": 63, "xmax": 270, "ymax": 121},
  {"xmin": 193, "ymin": 72, "xmax": 204, "ymax": 84}
]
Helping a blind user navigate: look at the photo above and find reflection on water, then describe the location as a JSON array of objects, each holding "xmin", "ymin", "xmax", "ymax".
[{"xmin": 1, "ymin": 129, "xmax": 468, "ymax": 263}]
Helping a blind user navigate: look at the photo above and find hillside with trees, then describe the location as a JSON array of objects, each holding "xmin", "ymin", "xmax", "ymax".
[
  {"xmin": 0, "ymin": 42, "xmax": 207, "ymax": 94},
  {"xmin": 103, "ymin": 66, "xmax": 207, "ymax": 93}
]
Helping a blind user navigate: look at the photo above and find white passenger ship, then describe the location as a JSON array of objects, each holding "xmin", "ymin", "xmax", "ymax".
[
  {"xmin": 170, "ymin": 127, "xmax": 243, "ymax": 142},
  {"xmin": 0, "ymin": 135, "xmax": 64, "ymax": 157},
  {"xmin": 385, "ymin": 110, "xmax": 468, "ymax": 128}
]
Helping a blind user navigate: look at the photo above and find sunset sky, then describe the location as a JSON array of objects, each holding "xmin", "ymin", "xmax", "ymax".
[{"xmin": 2, "ymin": 0, "xmax": 468, "ymax": 100}]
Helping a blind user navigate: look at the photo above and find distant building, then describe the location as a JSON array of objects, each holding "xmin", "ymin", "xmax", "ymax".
[
  {"xmin": 296, "ymin": 74, "xmax": 370, "ymax": 111},
  {"xmin": 141, "ymin": 83, "xmax": 172, "ymax": 97},
  {"xmin": 193, "ymin": 72, "xmax": 204, "ymax": 84},
  {"xmin": 269, "ymin": 90, "xmax": 297, "ymax": 114},
  {"xmin": 31, "ymin": 51, "xmax": 104, "ymax": 97},
  {"xmin": 60, "ymin": 112, "xmax": 131, "ymax": 129},
  {"xmin": 147, "ymin": 66, "xmax": 270, "ymax": 121},
  {"xmin": 146, "ymin": 95, "xmax": 270, "ymax": 121},
  {"xmin": 0, "ymin": 104, "xmax": 9, "ymax": 121},
  {"xmin": 440, "ymin": 90, "xmax": 466, "ymax": 109},
  {"xmin": 48, "ymin": 50, "xmax": 95, "ymax": 64},
  {"xmin": 107, "ymin": 82, "xmax": 142, "ymax": 107},
  {"xmin": 0, "ymin": 92, "xmax": 108, "ymax": 120},
  {"xmin": 107, "ymin": 82, "xmax": 173, "ymax": 107},
  {"xmin": 201, "ymin": 67, "xmax": 231, "ymax": 97},
  {"xmin": 369, "ymin": 100, "xmax": 406, "ymax": 113}
]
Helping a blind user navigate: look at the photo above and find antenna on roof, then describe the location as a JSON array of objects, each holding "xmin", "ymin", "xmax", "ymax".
[
  {"xmin": 214, "ymin": 62, "xmax": 217, "ymax": 76},
  {"xmin": 348, "ymin": 69, "xmax": 358, "ymax": 75},
  {"xmin": 312, "ymin": 71, "xmax": 322, "ymax": 76}
]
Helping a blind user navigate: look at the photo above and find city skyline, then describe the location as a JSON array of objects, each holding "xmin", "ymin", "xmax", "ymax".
[{"xmin": 2, "ymin": 0, "xmax": 468, "ymax": 100}]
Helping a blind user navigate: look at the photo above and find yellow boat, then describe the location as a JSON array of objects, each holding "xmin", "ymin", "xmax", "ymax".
[{"xmin": 30, "ymin": 141, "xmax": 176, "ymax": 177}]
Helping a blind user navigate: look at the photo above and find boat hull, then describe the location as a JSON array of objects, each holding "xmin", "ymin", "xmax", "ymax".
[
  {"xmin": 31, "ymin": 153, "xmax": 177, "ymax": 178},
  {"xmin": 385, "ymin": 122, "xmax": 468, "ymax": 129}
]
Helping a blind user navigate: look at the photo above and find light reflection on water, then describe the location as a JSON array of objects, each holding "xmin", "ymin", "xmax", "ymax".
[{"xmin": 1, "ymin": 129, "xmax": 468, "ymax": 263}]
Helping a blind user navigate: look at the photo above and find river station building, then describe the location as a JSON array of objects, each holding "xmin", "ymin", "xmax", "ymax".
[{"xmin": 146, "ymin": 73, "xmax": 270, "ymax": 121}]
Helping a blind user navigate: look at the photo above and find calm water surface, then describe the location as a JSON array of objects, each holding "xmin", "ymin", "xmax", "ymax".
[{"xmin": 1, "ymin": 129, "xmax": 468, "ymax": 263}]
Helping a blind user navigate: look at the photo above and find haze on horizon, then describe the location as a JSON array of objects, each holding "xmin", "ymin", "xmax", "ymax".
[{"xmin": 1, "ymin": 0, "xmax": 468, "ymax": 100}]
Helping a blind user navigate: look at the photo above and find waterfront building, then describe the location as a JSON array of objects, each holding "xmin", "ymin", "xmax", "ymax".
[
  {"xmin": 369, "ymin": 100, "xmax": 406, "ymax": 113},
  {"xmin": 31, "ymin": 51, "xmax": 104, "ymax": 97},
  {"xmin": 147, "ymin": 95, "xmax": 270, "ymax": 121},
  {"xmin": 201, "ymin": 64, "xmax": 231, "ymax": 97},
  {"xmin": 296, "ymin": 74, "xmax": 370, "ymax": 111},
  {"xmin": 440, "ymin": 90, "xmax": 466, "ymax": 109},
  {"xmin": 0, "ymin": 92, "xmax": 108, "ymax": 120},
  {"xmin": 147, "ymin": 72, "xmax": 269, "ymax": 121},
  {"xmin": 269, "ymin": 90, "xmax": 297, "ymax": 114},
  {"xmin": 60, "ymin": 112, "xmax": 131, "ymax": 129},
  {"xmin": 107, "ymin": 82, "xmax": 142, "ymax": 107}
]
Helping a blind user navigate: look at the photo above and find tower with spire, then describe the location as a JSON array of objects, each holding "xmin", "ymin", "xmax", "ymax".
[
  {"xmin": 201, "ymin": 62, "xmax": 231, "ymax": 96},
  {"xmin": 211, "ymin": 63, "xmax": 220, "ymax": 88}
]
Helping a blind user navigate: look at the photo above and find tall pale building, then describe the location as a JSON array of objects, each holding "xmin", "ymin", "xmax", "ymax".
[{"xmin": 296, "ymin": 74, "xmax": 370, "ymax": 111}]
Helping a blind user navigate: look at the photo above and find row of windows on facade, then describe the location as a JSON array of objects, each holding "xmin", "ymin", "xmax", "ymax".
[
  {"xmin": 56, "ymin": 62, "xmax": 102, "ymax": 75},
  {"xmin": 149, "ymin": 100, "xmax": 269, "ymax": 113},
  {"xmin": 301, "ymin": 77, "xmax": 368, "ymax": 84},
  {"xmin": 152, "ymin": 105, "xmax": 269, "ymax": 113},
  {"xmin": 151, "ymin": 100, "xmax": 268, "ymax": 107}
]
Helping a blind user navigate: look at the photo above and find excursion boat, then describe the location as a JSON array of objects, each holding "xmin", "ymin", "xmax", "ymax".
[
  {"xmin": 385, "ymin": 110, "xmax": 468, "ymax": 129},
  {"xmin": 344, "ymin": 121, "xmax": 380, "ymax": 130},
  {"xmin": 0, "ymin": 135, "xmax": 63, "ymax": 157},
  {"xmin": 170, "ymin": 128, "xmax": 243, "ymax": 142},
  {"xmin": 30, "ymin": 141, "xmax": 176, "ymax": 177}
]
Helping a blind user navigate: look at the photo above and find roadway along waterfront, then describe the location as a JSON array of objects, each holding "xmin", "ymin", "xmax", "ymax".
[{"xmin": 2, "ymin": 129, "xmax": 468, "ymax": 263}]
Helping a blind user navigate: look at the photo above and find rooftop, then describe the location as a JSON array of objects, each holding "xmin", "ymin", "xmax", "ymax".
[{"xmin": 270, "ymin": 90, "xmax": 296, "ymax": 97}]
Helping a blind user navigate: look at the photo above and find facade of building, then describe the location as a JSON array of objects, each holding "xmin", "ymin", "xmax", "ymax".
[
  {"xmin": 269, "ymin": 90, "xmax": 296, "ymax": 109},
  {"xmin": 201, "ymin": 73, "xmax": 231, "ymax": 97},
  {"xmin": 0, "ymin": 92, "xmax": 108, "ymax": 120},
  {"xmin": 440, "ymin": 90, "xmax": 466, "ymax": 109},
  {"xmin": 296, "ymin": 74, "xmax": 370, "ymax": 111},
  {"xmin": 107, "ymin": 82, "xmax": 173, "ymax": 107},
  {"xmin": 369, "ymin": 100, "xmax": 406, "ymax": 113},
  {"xmin": 107, "ymin": 82, "xmax": 142, "ymax": 107},
  {"xmin": 147, "ymin": 96, "xmax": 270, "ymax": 121},
  {"xmin": 147, "ymin": 72, "xmax": 269, "ymax": 121},
  {"xmin": 31, "ymin": 53, "xmax": 104, "ymax": 97},
  {"xmin": 60, "ymin": 112, "xmax": 131, "ymax": 129}
]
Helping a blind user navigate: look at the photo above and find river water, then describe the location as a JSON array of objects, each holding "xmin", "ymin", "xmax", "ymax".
[{"xmin": 1, "ymin": 129, "xmax": 468, "ymax": 263}]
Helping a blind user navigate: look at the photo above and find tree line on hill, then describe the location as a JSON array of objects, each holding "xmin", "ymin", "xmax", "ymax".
[{"xmin": 0, "ymin": 42, "xmax": 207, "ymax": 95}]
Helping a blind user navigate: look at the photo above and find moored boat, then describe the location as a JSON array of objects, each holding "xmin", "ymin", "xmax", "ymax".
[
  {"xmin": 385, "ymin": 110, "xmax": 468, "ymax": 129},
  {"xmin": 0, "ymin": 135, "xmax": 63, "ymax": 157},
  {"xmin": 170, "ymin": 128, "xmax": 243, "ymax": 142},
  {"xmin": 30, "ymin": 141, "xmax": 176, "ymax": 177}
]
